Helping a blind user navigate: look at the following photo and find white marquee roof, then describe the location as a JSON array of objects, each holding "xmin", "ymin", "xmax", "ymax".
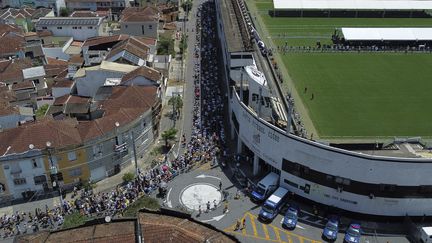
[
  {"xmin": 273, "ymin": 0, "xmax": 432, "ymax": 10},
  {"xmin": 341, "ymin": 28, "xmax": 432, "ymax": 41}
]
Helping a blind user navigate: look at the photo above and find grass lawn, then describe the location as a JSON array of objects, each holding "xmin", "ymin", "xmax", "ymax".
[
  {"xmin": 284, "ymin": 53, "xmax": 432, "ymax": 137},
  {"xmin": 252, "ymin": 0, "xmax": 432, "ymax": 46},
  {"xmin": 248, "ymin": 0, "xmax": 432, "ymax": 138}
]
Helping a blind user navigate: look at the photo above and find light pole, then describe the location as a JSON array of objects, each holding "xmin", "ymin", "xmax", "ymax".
[{"xmin": 46, "ymin": 141, "xmax": 62, "ymax": 210}]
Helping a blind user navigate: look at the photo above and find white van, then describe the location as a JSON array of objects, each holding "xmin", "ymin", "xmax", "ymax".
[
  {"xmin": 258, "ymin": 186, "xmax": 289, "ymax": 222},
  {"xmin": 251, "ymin": 172, "xmax": 279, "ymax": 202},
  {"xmin": 421, "ymin": 227, "xmax": 432, "ymax": 243}
]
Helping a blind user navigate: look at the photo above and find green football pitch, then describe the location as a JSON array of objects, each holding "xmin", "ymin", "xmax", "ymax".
[{"xmin": 250, "ymin": 0, "xmax": 432, "ymax": 138}]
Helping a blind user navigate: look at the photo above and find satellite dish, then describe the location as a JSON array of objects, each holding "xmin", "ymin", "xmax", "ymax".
[
  {"xmin": 105, "ymin": 216, "xmax": 111, "ymax": 223},
  {"xmin": 29, "ymin": 144, "xmax": 34, "ymax": 150}
]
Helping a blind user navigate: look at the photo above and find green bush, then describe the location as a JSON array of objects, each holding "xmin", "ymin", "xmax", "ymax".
[
  {"xmin": 62, "ymin": 212, "xmax": 90, "ymax": 229},
  {"xmin": 157, "ymin": 36, "xmax": 175, "ymax": 56},
  {"xmin": 122, "ymin": 196, "xmax": 160, "ymax": 217},
  {"xmin": 122, "ymin": 172, "xmax": 135, "ymax": 183}
]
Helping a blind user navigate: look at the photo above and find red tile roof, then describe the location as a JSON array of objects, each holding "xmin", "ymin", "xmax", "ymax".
[
  {"xmin": 78, "ymin": 86, "xmax": 157, "ymax": 141},
  {"xmin": 0, "ymin": 118, "xmax": 82, "ymax": 156},
  {"xmin": 46, "ymin": 57, "xmax": 68, "ymax": 66},
  {"xmin": 120, "ymin": 6, "xmax": 160, "ymax": 22},
  {"xmin": 0, "ymin": 59, "xmax": 32, "ymax": 82},
  {"xmin": 53, "ymin": 80, "xmax": 74, "ymax": 88},
  {"xmin": 0, "ymin": 32, "xmax": 25, "ymax": 56},
  {"xmin": 122, "ymin": 66, "xmax": 162, "ymax": 83},
  {"xmin": 105, "ymin": 36, "xmax": 150, "ymax": 60},
  {"xmin": 12, "ymin": 80, "xmax": 34, "ymax": 91}
]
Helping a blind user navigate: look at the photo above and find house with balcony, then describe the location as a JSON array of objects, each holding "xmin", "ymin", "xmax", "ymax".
[{"xmin": 36, "ymin": 17, "xmax": 106, "ymax": 41}]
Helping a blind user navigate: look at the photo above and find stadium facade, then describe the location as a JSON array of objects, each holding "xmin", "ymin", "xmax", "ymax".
[{"xmin": 216, "ymin": 0, "xmax": 432, "ymax": 216}]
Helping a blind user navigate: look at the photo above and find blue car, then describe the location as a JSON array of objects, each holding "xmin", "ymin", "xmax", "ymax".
[
  {"xmin": 282, "ymin": 207, "xmax": 298, "ymax": 229},
  {"xmin": 322, "ymin": 218, "xmax": 339, "ymax": 241},
  {"xmin": 344, "ymin": 223, "xmax": 361, "ymax": 243}
]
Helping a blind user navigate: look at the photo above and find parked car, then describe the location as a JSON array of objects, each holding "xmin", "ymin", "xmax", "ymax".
[
  {"xmin": 344, "ymin": 223, "xmax": 361, "ymax": 243},
  {"xmin": 282, "ymin": 206, "xmax": 298, "ymax": 229},
  {"xmin": 322, "ymin": 217, "xmax": 339, "ymax": 241}
]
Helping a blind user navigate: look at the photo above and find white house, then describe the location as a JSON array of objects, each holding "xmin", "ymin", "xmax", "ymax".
[{"xmin": 36, "ymin": 17, "xmax": 106, "ymax": 41}]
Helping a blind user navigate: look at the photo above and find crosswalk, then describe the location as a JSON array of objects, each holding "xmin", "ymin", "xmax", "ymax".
[{"xmin": 224, "ymin": 212, "xmax": 321, "ymax": 243}]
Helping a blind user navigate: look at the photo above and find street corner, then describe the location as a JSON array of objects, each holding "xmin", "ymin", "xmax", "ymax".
[{"xmin": 223, "ymin": 212, "xmax": 322, "ymax": 243}]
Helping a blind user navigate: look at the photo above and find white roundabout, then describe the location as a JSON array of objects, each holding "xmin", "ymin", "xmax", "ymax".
[{"xmin": 180, "ymin": 183, "xmax": 222, "ymax": 211}]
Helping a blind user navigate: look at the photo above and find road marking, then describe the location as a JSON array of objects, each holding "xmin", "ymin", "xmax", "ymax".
[
  {"xmin": 200, "ymin": 214, "xmax": 226, "ymax": 223},
  {"xmin": 297, "ymin": 224, "xmax": 305, "ymax": 230},
  {"xmin": 195, "ymin": 174, "xmax": 221, "ymax": 180},
  {"xmin": 274, "ymin": 226, "xmax": 282, "ymax": 242},
  {"xmin": 224, "ymin": 212, "xmax": 321, "ymax": 243},
  {"xmin": 166, "ymin": 188, "xmax": 172, "ymax": 208},
  {"xmin": 262, "ymin": 224, "xmax": 270, "ymax": 240},
  {"xmin": 249, "ymin": 212, "xmax": 259, "ymax": 237}
]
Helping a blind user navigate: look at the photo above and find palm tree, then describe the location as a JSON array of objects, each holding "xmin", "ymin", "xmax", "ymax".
[{"xmin": 161, "ymin": 128, "xmax": 177, "ymax": 149}]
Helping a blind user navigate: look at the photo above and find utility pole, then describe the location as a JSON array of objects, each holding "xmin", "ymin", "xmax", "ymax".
[{"xmin": 131, "ymin": 131, "xmax": 138, "ymax": 176}]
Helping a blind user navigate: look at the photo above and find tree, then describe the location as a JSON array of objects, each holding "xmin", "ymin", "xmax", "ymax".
[
  {"xmin": 122, "ymin": 172, "xmax": 135, "ymax": 183},
  {"xmin": 168, "ymin": 95, "xmax": 183, "ymax": 117},
  {"xmin": 59, "ymin": 7, "xmax": 70, "ymax": 17},
  {"xmin": 157, "ymin": 36, "xmax": 175, "ymax": 56},
  {"xmin": 161, "ymin": 128, "xmax": 177, "ymax": 149},
  {"xmin": 181, "ymin": 0, "xmax": 192, "ymax": 13},
  {"xmin": 179, "ymin": 34, "xmax": 188, "ymax": 54}
]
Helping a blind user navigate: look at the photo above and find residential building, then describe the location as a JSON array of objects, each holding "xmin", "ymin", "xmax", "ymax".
[
  {"xmin": 118, "ymin": 6, "xmax": 160, "ymax": 39},
  {"xmin": 65, "ymin": 0, "xmax": 129, "ymax": 18},
  {"xmin": 52, "ymin": 80, "xmax": 75, "ymax": 98},
  {"xmin": 0, "ymin": 0, "xmax": 66, "ymax": 16},
  {"xmin": 0, "ymin": 118, "xmax": 88, "ymax": 202},
  {"xmin": 121, "ymin": 65, "xmax": 165, "ymax": 95},
  {"xmin": 0, "ymin": 7, "xmax": 53, "ymax": 32},
  {"xmin": 74, "ymin": 61, "xmax": 137, "ymax": 97},
  {"xmin": 0, "ymin": 90, "xmax": 34, "ymax": 129},
  {"xmin": 0, "ymin": 31, "xmax": 26, "ymax": 60},
  {"xmin": 22, "ymin": 66, "xmax": 48, "ymax": 97},
  {"xmin": 41, "ymin": 36, "xmax": 74, "ymax": 61},
  {"xmin": 82, "ymin": 34, "xmax": 129, "ymax": 66},
  {"xmin": 0, "ymin": 58, "xmax": 33, "ymax": 86},
  {"xmin": 16, "ymin": 210, "xmax": 238, "ymax": 243},
  {"xmin": 36, "ymin": 17, "xmax": 106, "ymax": 41},
  {"xmin": 78, "ymin": 85, "xmax": 161, "ymax": 181},
  {"xmin": 104, "ymin": 36, "xmax": 156, "ymax": 66}
]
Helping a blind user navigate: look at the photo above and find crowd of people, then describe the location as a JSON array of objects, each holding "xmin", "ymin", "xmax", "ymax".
[{"xmin": 0, "ymin": 0, "xmax": 228, "ymax": 239}]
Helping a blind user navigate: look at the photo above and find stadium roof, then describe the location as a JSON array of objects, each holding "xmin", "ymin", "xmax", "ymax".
[
  {"xmin": 341, "ymin": 28, "xmax": 432, "ymax": 41},
  {"xmin": 273, "ymin": 0, "xmax": 432, "ymax": 11}
]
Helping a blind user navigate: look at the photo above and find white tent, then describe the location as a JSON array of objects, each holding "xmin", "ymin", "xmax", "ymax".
[
  {"xmin": 341, "ymin": 28, "xmax": 432, "ymax": 41},
  {"xmin": 273, "ymin": 0, "xmax": 432, "ymax": 11}
]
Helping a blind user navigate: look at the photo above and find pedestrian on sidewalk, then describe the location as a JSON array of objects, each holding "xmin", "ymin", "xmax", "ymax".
[
  {"xmin": 213, "ymin": 199, "xmax": 217, "ymax": 209},
  {"xmin": 234, "ymin": 220, "xmax": 241, "ymax": 231},
  {"xmin": 219, "ymin": 181, "xmax": 222, "ymax": 191},
  {"xmin": 198, "ymin": 205, "xmax": 202, "ymax": 217},
  {"xmin": 223, "ymin": 201, "xmax": 228, "ymax": 213},
  {"xmin": 206, "ymin": 201, "xmax": 211, "ymax": 212},
  {"xmin": 242, "ymin": 218, "xmax": 246, "ymax": 230}
]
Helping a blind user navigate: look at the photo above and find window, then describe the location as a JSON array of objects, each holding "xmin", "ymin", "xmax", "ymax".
[
  {"xmin": 142, "ymin": 25, "xmax": 145, "ymax": 35},
  {"xmin": 34, "ymin": 175, "xmax": 46, "ymax": 185},
  {"xmin": 67, "ymin": 151, "xmax": 77, "ymax": 161},
  {"xmin": 32, "ymin": 159, "xmax": 38, "ymax": 168},
  {"xmin": 68, "ymin": 168, "xmax": 82, "ymax": 177},
  {"xmin": 13, "ymin": 178, "xmax": 26, "ymax": 185},
  {"xmin": 88, "ymin": 26, "xmax": 93, "ymax": 29},
  {"xmin": 125, "ymin": 25, "xmax": 128, "ymax": 29},
  {"xmin": 78, "ymin": 26, "xmax": 82, "ymax": 29},
  {"xmin": 57, "ymin": 26, "xmax": 62, "ymax": 29},
  {"xmin": 93, "ymin": 144, "xmax": 102, "ymax": 158},
  {"xmin": 72, "ymin": 26, "xmax": 78, "ymax": 29},
  {"xmin": 149, "ymin": 24, "xmax": 153, "ymax": 30},
  {"xmin": 42, "ymin": 26, "xmax": 47, "ymax": 30}
]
